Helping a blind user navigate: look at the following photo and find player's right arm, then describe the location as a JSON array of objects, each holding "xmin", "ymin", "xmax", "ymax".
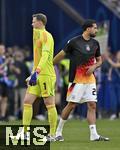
[
  {"xmin": 53, "ymin": 50, "xmax": 66, "ymax": 65},
  {"xmin": 53, "ymin": 39, "xmax": 72, "ymax": 65}
]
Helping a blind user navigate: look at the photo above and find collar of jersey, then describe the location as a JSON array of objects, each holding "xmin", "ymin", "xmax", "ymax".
[{"xmin": 33, "ymin": 28, "xmax": 45, "ymax": 32}]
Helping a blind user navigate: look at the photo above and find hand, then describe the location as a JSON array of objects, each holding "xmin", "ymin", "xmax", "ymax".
[
  {"xmin": 86, "ymin": 65, "xmax": 96, "ymax": 75},
  {"xmin": 29, "ymin": 72, "xmax": 38, "ymax": 86}
]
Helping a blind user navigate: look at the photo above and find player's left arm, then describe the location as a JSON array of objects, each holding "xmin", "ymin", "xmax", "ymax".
[
  {"xmin": 94, "ymin": 41, "xmax": 103, "ymax": 69},
  {"xmin": 86, "ymin": 41, "xmax": 102, "ymax": 75},
  {"xmin": 86, "ymin": 56, "xmax": 102, "ymax": 75},
  {"xmin": 36, "ymin": 34, "xmax": 52, "ymax": 73},
  {"xmin": 29, "ymin": 33, "xmax": 51, "ymax": 86},
  {"xmin": 36, "ymin": 51, "xmax": 49, "ymax": 73},
  {"xmin": 94, "ymin": 56, "xmax": 102, "ymax": 68}
]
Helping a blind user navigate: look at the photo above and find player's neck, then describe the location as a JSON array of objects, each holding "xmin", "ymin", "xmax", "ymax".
[
  {"xmin": 82, "ymin": 32, "xmax": 90, "ymax": 41},
  {"xmin": 36, "ymin": 25, "xmax": 45, "ymax": 30},
  {"xmin": 40, "ymin": 26, "xmax": 45, "ymax": 30}
]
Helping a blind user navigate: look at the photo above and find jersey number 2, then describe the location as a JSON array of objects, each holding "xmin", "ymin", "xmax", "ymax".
[{"xmin": 92, "ymin": 88, "xmax": 96, "ymax": 95}]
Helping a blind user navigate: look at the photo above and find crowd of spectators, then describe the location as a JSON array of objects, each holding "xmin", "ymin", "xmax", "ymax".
[{"xmin": 101, "ymin": 0, "xmax": 120, "ymax": 16}]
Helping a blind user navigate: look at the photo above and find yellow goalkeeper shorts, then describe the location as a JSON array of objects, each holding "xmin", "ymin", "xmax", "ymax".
[{"xmin": 27, "ymin": 75, "xmax": 56, "ymax": 97}]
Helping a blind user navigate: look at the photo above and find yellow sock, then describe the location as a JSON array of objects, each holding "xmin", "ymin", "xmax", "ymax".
[
  {"xmin": 23, "ymin": 104, "xmax": 33, "ymax": 133},
  {"xmin": 47, "ymin": 105, "xmax": 58, "ymax": 136}
]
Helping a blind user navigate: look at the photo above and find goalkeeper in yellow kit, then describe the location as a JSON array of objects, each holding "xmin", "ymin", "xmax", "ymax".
[{"xmin": 23, "ymin": 13, "xmax": 57, "ymax": 141}]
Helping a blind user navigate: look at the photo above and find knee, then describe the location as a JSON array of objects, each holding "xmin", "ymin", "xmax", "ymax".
[
  {"xmin": 44, "ymin": 100, "xmax": 50, "ymax": 106},
  {"xmin": 44, "ymin": 97, "xmax": 55, "ymax": 107},
  {"xmin": 24, "ymin": 97, "xmax": 31, "ymax": 105},
  {"xmin": 87, "ymin": 102, "xmax": 96, "ymax": 110},
  {"xmin": 23, "ymin": 93, "xmax": 36, "ymax": 105}
]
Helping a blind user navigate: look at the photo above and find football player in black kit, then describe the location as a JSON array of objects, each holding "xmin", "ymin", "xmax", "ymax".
[{"xmin": 54, "ymin": 19, "xmax": 109, "ymax": 141}]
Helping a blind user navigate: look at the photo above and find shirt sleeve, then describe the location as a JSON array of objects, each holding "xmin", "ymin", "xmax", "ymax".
[
  {"xmin": 42, "ymin": 32, "xmax": 52, "ymax": 52},
  {"xmin": 36, "ymin": 33, "xmax": 52, "ymax": 70},
  {"xmin": 37, "ymin": 51, "xmax": 49, "ymax": 70},
  {"xmin": 63, "ymin": 40, "xmax": 73, "ymax": 55},
  {"xmin": 95, "ymin": 41, "xmax": 101, "ymax": 57}
]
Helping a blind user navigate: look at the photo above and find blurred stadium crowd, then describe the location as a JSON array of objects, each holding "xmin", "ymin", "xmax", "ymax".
[
  {"xmin": 101, "ymin": 0, "xmax": 120, "ymax": 15},
  {"xmin": 0, "ymin": 43, "xmax": 120, "ymax": 122}
]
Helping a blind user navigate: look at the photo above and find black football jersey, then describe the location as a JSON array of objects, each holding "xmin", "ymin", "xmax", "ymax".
[{"xmin": 63, "ymin": 35, "xmax": 101, "ymax": 82}]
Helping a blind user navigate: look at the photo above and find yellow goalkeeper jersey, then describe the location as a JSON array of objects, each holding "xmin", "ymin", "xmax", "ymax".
[{"xmin": 33, "ymin": 28, "xmax": 56, "ymax": 77}]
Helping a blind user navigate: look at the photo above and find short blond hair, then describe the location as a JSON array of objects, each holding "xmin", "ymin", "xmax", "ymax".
[{"xmin": 32, "ymin": 13, "xmax": 47, "ymax": 26}]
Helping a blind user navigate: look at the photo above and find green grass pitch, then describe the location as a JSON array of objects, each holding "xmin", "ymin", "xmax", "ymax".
[{"xmin": 0, "ymin": 119, "xmax": 120, "ymax": 150}]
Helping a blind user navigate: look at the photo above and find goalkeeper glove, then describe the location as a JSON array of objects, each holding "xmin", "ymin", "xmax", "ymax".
[{"xmin": 29, "ymin": 68, "xmax": 40, "ymax": 86}]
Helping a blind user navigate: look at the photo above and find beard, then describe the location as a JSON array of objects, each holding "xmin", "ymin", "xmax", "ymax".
[{"xmin": 90, "ymin": 33, "xmax": 96, "ymax": 38}]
